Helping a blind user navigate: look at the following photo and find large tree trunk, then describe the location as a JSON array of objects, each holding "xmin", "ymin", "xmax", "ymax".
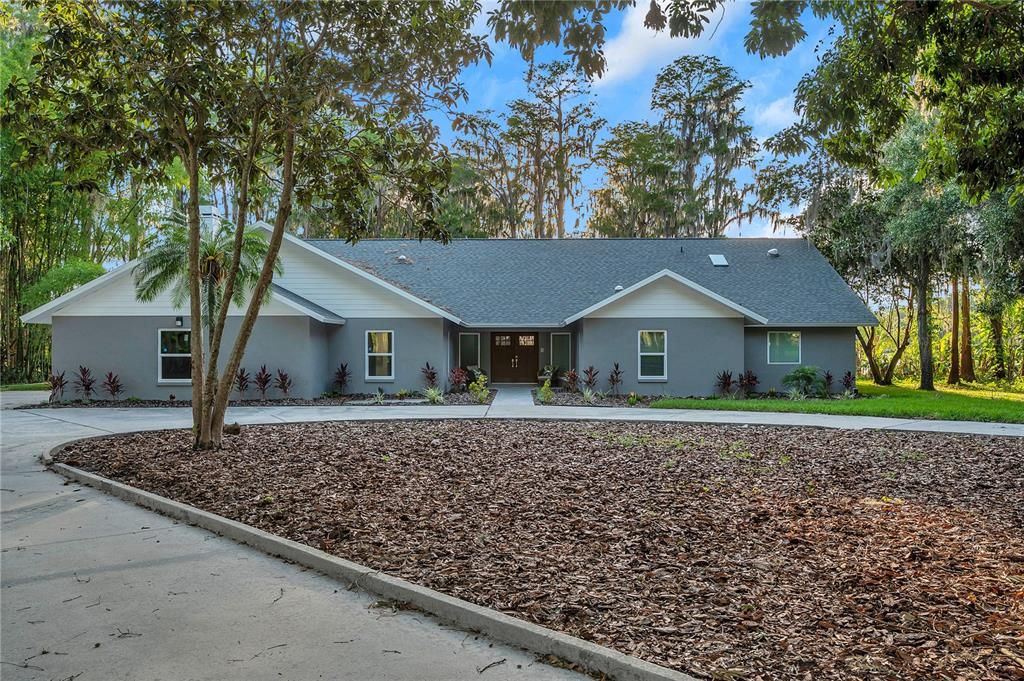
[
  {"xmin": 989, "ymin": 308, "xmax": 1006, "ymax": 380},
  {"xmin": 959, "ymin": 275, "xmax": 976, "ymax": 382},
  {"xmin": 947, "ymin": 277, "xmax": 960, "ymax": 384},
  {"xmin": 855, "ymin": 327, "xmax": 884, "ymax": 384},
  {"xmin": 915, "ymin": 256, "xmax": 934, "ymax": 391},
  {"xmin": 185, "ymin": 143, "xmax": 208, "ymax": 446}
]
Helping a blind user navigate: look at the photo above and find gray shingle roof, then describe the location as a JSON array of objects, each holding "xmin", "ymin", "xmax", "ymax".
[
  {"xmin": 303, "ymin": 238, "xmax": 877, "ymax": 327},
  {"xmin": 271, "ymin": 283, "xmax": 346, "ymax": 324}
]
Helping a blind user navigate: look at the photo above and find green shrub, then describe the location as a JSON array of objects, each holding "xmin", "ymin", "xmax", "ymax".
[
  {"xmin": 627, "ymin": 391, "xmax": 639, "ymax": 406},
  {"xmin": 538, "ymin": 378, "xmax": 554, "ymax": 404},
  {"xmin": 469, "ymin": 372, "xmax": 490, "ymax": 403},
  {"xmin": 424, "ymin": 386, "xmax": 444, "ymax": 404},
  {"xmin": 782, "ymin": 366, "xmax": 822, "ymax": 396}
]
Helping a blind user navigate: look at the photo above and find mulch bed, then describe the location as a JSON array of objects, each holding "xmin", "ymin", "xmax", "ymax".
[
  {"xmin": 534, "ymin": 389, "xmax": 655, "ymax": 407},
  {"xmin": 19, "ymin": 389, "xmax": 496, "ymax": 409},
  {"xmin": 56, "ymin": 421, "xmax": 1024, "ymax": 680}
]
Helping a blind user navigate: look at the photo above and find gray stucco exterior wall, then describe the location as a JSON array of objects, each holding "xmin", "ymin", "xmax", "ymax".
[
  {"xmin": 51, "ymin": 315, "xmax": 328, "ymax": 400},
  {"xmin": 326, "ymin": 317, "xmax": 446, "ymax": 395},
  {"xmin": 744, "ymin": 327, "xmax": 857, "ymax": 392},
  {"xmin": 578, "ymin": 317, "xmax": 745, "ymax": 397}
]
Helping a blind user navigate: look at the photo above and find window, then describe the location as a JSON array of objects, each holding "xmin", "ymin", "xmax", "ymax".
[
  {"xmin": 366, "ymin": 330, "xmax": 394, "ymax": 380},
  {"xmin": 159, "ymin": 329, "xmax": 192, "ymax": 382},
  {"xmin": 638, "ymin": 330, "xmax": 667, "ymax": 380},
  {"xmin": 458, "ymin": 333, "xmax": 480, "ymax": 368},
  {"xmin": 494, "ymin": 335, "xmax": 511, "ymax": 347},
  {"xmin": 517, "ymin": 335, "xmax": 535, "ymax": 346},
  {"xmin": 551, "ymin": 333, "xmax": 571, "ymax": 371},
  {"xmin": 768, "ymin": 331, "xmax": 801, "ymax": 364}
]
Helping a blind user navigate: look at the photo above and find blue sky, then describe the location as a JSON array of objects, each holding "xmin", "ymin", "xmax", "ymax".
[{"xmin": 438, "ymin": 2, "xmax": 835, "ymax": 238}]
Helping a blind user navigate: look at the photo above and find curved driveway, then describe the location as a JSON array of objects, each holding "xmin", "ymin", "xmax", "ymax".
[{"xmin": 2, "ymin": 388, "xmax": 1019, "ymax": 680}]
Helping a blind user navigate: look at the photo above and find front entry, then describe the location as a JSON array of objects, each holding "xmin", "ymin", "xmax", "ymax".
[{"xmin": 491, "ymin": 333, "xmax": 539, "ymax": 383}]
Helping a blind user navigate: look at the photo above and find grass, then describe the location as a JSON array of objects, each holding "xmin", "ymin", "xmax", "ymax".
[
  {"xmin": 0, "ymin": 382, "xmax": 49, "ymax": 391},
  {"xmin": 650, "ymin": 380, "xmax": 1024, "ymax": 423}
]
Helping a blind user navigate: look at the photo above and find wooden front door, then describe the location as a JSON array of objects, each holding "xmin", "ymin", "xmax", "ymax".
[{"xmin": 491, "ymin": 333, "xmax": 538, "ymax": 382}]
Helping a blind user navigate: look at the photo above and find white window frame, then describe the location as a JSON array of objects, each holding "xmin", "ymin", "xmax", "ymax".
[
  {"xmin": 157, "ymin": 328, "xmax": 193, "ymax": 384},
  {"xmin": 458, "ymin": 332, "xmax": 480, "ymax": 368},
  {"xmin": 767, "ymin": 331, "xmax": 802, "ymax": 365},
  {"xmin": 637, "ymin": 329, "xmax": 667, "ymax": 381},
  {"xmin": 550, "ymin": 332, "xmax": 572, "ymax": 371},
  {"xmin": 365, "ymin": 329, "xmax": 395, "ymax": 381}
]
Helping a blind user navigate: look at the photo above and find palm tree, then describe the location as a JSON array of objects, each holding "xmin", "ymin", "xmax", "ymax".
[{"xmin": 133, "ymin": 213, "xmax": 282, "ymax": 333}]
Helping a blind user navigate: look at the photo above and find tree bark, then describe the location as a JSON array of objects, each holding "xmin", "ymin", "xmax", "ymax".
[
  {"xmin": 959, "ymin": 275, "xmax": 976, "ymax": 382},
  {"xmin": 947, "ymin": 278, "xmax": 960, "ymax": 384},
  {"xmin": 915, "ymin": 255, "xmax": 934, "ymax": 391},
  {"xmin": 988, "ymin": 308, "xmax": 1006, "ymax": 380},
  {"xmin": 855, "ymin": 327, "xmax": 884, "ymax": 384},
  {"xmin": 185, "ymin": 142, "xmax": 208, "ymax": 446}
]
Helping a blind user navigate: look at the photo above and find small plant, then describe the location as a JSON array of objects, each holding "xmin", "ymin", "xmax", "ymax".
[
  {"xmin": 608, "ymin": 363, "xmax": 624, "ymax": 395},
  {"xmin": 563, "ymin": 368, "xmax": 579, "ymax": 392},
  {"xmin": 396, "ymin": 388, "xmax": 412, "ymax": 400},
  {"xmin": 786, "ymin": 387, "xmax": 806, "ymax": 401},
  {"xmin": 234, "ymin": 367, "xmax": 250, "ymax": 397},
  {"xmin": 274, "ymin": 369, "xmax": 293, "ymax": 397},
  {"xmin": 334, "ymin": 363, "xmax": 351, "ymax": 394},
  {"xmin": 449, "ymin": 367, "xmax": 468, "ymax": 392},
  {"xmin": 821, "ymin": 370, "xmax": 834, "ymax": 397},
  {"xmin": 424, "ymin": 386, "xmax": 444, "ymax": 404},
  {"xmin": 168, "ymin": 393, "xmax": 177, "ymax": 401},
  {"xmin": 538, "ymin": 378, "xmax": 554, "ymax": 404},
  {"xmin": 627, "ymin": 391, "xmax": 639, "ymax": 406},
  {"xmin": 421, "ymin": 362, "xmax": 438, "ymax": 389},
  {"xmin": 715, "ymin": 369, "xmax": 735, "ymax": 395},
  {"xmin": 254, "ymin": 365, "xmax": 272, "ymax": 400},
  {"xmin": 782, "ymin": 366, "xmax": 821, "ymax": 396},
  {"xmin": 583, "ymin": 365, "xmax": 599, "ymax": 390},
  {"xmin": 581, "ymin": 387, "xmax": 597, "ymax": 404},
  {"xmin": 840, "ymin": 388, "xmax": 856, "ymax": 400},
  {"xmin": 73, "ymin": 366, "xmax": 96, "ymax": 399},
  {"xmin": 468, "ymin": 372, "xmax": 490, "ymax": 403},
  {"xmin": 738, "ymin": 369, "xmax": 759, "ymax": 396},
  {"xmin": 47, "ymin": 371, "xmax": 67, "ymax": 402},
  {"xmin": 372, "ymin": 387, "xmax": 386, "ymax": 404},
  {"xmin": 102, "ymin": 371, "xmax": 123, "ymax": 401},
  {"xmin": 842, "ymin": 370, "xmax": 855, "ymax": 392}
]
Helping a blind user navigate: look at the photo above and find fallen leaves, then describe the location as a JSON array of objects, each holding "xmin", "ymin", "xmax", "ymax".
[{"xmin": 58, "ymin": 421, "xmax": 1024, "ymax": 680}]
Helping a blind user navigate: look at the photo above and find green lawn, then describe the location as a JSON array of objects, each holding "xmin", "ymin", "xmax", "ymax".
[
  {"xmin": 650, "ymin": 381, "xmax": 1024, "ymax": 423},
  {"xmin": 0, "ymin": 382, "xmax": 49, "ymax": 391}
]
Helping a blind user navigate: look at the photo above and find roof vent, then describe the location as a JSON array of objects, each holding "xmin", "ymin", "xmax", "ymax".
[
  {"xmin": 709, "ymin": 254, "xmax": 728, "ymax": 267},
  {"xmin": 614, "ymin": 285, "xmax": 623, "ymax": 292},
  {"xmin": 767, "ymin": 248, "xmax": 779, "ymax": 257},
  {"xmin": 397, "ymin": 254, "xmax": 408, "ymax": 262}
]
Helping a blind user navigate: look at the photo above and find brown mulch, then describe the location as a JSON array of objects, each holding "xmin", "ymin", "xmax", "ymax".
[
  {"xmin": 443, "ymin": 388, "xmax": 496, "ymax": 405},
  {"xmin": 19, "ymin": 390, "xmax": 496, "ymax": 409},
  {"xmin": 57, "ymin": 421, "xmax": 1024, "ymax": 680},
  {"xmin": 535, "ymin": 389, "xmax": 655, "ymax": 407}
]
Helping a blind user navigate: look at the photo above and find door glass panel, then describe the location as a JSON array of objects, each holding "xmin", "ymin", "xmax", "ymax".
[
  {"xmin": 495, "ymin": 335, "xmax": 512, "ymax": 347},
  {"xmin": 518, "ymin": 335, "xmax": 535, "ymax": 346}
]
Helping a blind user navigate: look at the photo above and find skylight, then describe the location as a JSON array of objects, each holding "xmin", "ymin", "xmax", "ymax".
[{"xmin": 709, "ymin": 254, "xmax": 728, "ymax": 267}]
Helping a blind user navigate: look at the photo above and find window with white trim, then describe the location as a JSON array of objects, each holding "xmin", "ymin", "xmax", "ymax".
[
  {"xmin": 551, "ymin": 332, "xmax": 571, "ymax": 371},
  {"xmin": 638, "ymin": 330, "xmax": 667, "ymax": 380},
  {"xmin": 768, "ymin": 331, "xmax": 801, "ymax": 364},
  {"xmin": 458, "ymin": 332, "xmax": 480, "ymax": 368},
  {"xmin": 159, "ymin": 329, "xmax": 192, "ymax": 382},
  {"xmin": 366, "ymin": 330, "xmax": 394, "ymax": 380}
]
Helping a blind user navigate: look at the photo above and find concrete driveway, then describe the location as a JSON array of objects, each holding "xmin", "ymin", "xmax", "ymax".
[{"xmin": 0, "ymin": 405, "xmax": 585, "ymax": 681}]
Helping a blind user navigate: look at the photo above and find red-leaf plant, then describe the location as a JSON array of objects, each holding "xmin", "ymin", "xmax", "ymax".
[
  {"xmin": 274, "ymin": 369, "xmax": 293, "ymax": 397},
  {"xmin": 234, "ymin": 367, "xmax": 250, "ymax": 397},
  {"xmin": 254, "ymin": 365, "xmax": 272, "ymax": 400},
  {"xmin": 583, "ymin": 366, "xmax": 599, "ymax": 390},
  {"xmin": 48, "ymin": 371, "xmax": 67, "ymax": 403},
  {"xmin": 102, "ymin": 371, "xmax": 123, "ymax": 401},
  {"xmin": 448, "ymin": 367, "xmax": 468, "ymax": 392},
  {"xmin": 608, "ymin": 362, "xmax": 624, "ymax": 395},
  {"xmin": 73, "ymin": 365, "xmax": 96, "ymax": 400},
  {"xmin": 334, "ymin": 363, "xmax": 350, "ymax": 394}
]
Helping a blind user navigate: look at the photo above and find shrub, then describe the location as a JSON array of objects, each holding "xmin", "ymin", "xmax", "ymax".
[
  {"xmin": 254, "ymin": 365, "xmax": 272, "ymax": 400},
  {"xmin": 739, "ymin": 369, "xmax": 759, "ymax": 396},
  {"xmin": 583, "ymin": 365, "xmax": 599, "ymax": 390},
  {"xmin": 421, "ymin": 362, "xmax": 438, "ymax": 389},
  {"xmin": 396, "ymin": 388, "xmax": 411, "ymax": 400},
  {"xmin": 786, "ymin": 387, "xmax": 806, "ymax": 401},
  {"xmin": 782, "ymin": 366, "xmax": 821, "ymax": 396},
  {"xmin": 627, "ymin": 391, "xmax": 639, "ymax": 406},
  {"xmin": 822, "ymin": 370, "xmax": 834, "ymax": 396},
  {"xmin": 563, "ymin": 368, "xmax": 579, "ymax": 392},
  {"xmin": 102, "ymin": 372, "xmax": 123, "ymax": 401},
  {"xmin": 538, "ymin": 378, "xmax": 554, "ymax": 404},
  {"xmin": 842, "ymin": 370, "xmax": 855, "ymax": 392},
  {"xmin": 372, "ymin": 387, "xmax": 386, "ymax": 405},
  {"xmin": 468, "ymin": 372, "xmax": 490, "ymax": 403},
  {"xmin": 48, "ymin": 371, "xmax": 67, "ymax": 402},
  {"xmin": 334, "ymin": 363, "xmax": 351, "ymax": 394},
  {"xmin": 608, "ymin": 363, "xmax": 624, "ymax": 395},
  {"xmin": 581, "ymin": 387, "xmax": 598, "ymax": 404},
  {"xmin": 715, "ymin": 369, "xmax": 735, "ymax": 395},
  {"xmin": 448, "ymin": 367, "xmax": 468, "ymax": 392},
  {"xmin": 73, "ymin": 366, "xmax": 96, "ymax": 399},
  {"xmin": 274, "ymin": 369, "xmax": 293, "ymax": 397},
  {"xmin": 424, "ymin": 386, "xmax": 444, "ymax": 404},
  {"xmin": 234, "ymin": 367, "xmax": 250, "ymax": 397}
]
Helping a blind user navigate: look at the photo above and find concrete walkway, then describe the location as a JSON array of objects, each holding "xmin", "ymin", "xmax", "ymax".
[{"xmin": 0, "ymin": 405, "xmax": 586, "ymax": 681}]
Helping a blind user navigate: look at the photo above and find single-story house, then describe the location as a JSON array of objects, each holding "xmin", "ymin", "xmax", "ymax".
[{"xmin": 22, "ymin": 224, "xmax": 877, "ymax": 399}]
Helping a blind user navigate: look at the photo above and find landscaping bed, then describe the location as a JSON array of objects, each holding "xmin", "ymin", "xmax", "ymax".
[
  {"xmin": 532, "ymin": 389, "xmax": 656, "ymax": 407},
  {"xmin": 56, "ymin": 420, "xmax": 1024, "ymax": 680},
  {"xmin": 19, "ymin": 389, "xmax": 496, "ymax": 408}
]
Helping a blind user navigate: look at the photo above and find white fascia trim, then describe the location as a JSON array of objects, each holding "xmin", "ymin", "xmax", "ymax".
[
  {"xmin": 20, "ymin": 261, "xmax": 137, "ymax": 324},
  {"xmin": 461, "ymin": 323, "xmax": 566, "ymax": 329},
  {"xmin": 564, "ymin": 269, "xmax": 769, "ymax": 325},
  {"xmin": 258, "ymin": 222, "xmax": 463, "ymax": 325}
]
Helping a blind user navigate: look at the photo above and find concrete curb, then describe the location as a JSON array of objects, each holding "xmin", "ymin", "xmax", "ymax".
[{"xmin": 50, "ymin": 455, "xmax": 697, "ymax": 681}]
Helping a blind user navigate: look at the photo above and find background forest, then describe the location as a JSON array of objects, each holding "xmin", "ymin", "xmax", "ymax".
[{"xmin": 2, "ymin": 1, "xmax": 1022, "ymax": 395}]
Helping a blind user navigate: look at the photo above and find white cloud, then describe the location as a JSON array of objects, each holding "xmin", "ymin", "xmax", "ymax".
[
  {"xmin": 596, "ymin": 2, "xmax": 739, "ymax": 89},
  {"xmin": 753, "ymin": 95, "xmax": 799, "ymax": 132}
]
